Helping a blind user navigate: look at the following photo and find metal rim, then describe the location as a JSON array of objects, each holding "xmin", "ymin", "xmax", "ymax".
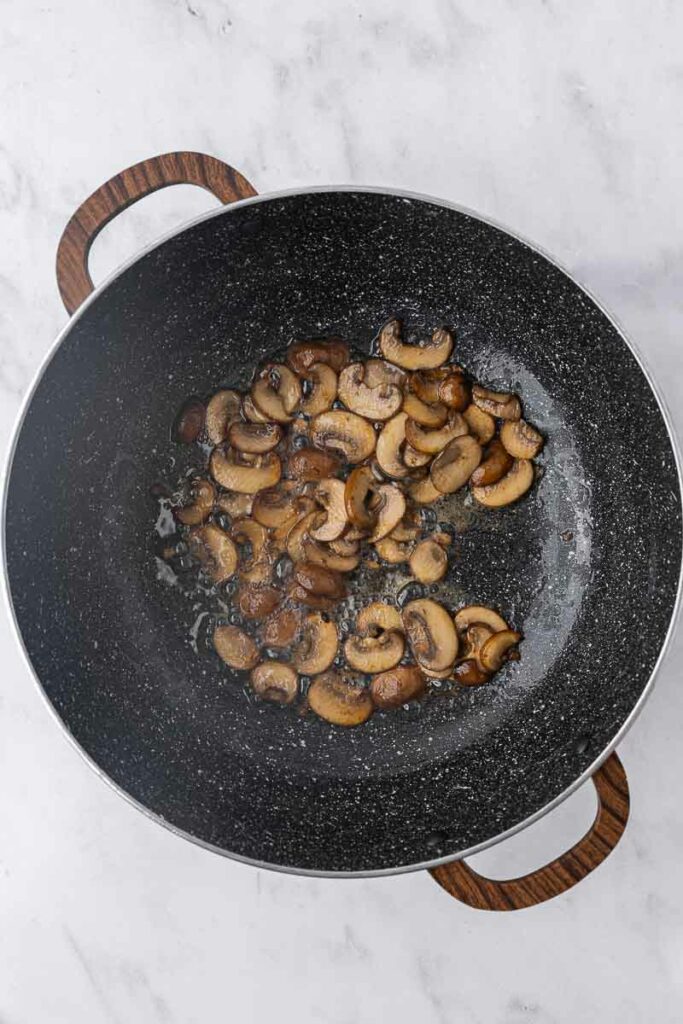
[{"xmin": 3, "ymin": 183, "xmax": 682, "ymax": 878}]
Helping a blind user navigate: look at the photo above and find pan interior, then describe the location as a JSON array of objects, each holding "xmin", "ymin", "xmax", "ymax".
[{"xmin": 5, "ymin": 190, "xmax": 681, "ymax": 873}]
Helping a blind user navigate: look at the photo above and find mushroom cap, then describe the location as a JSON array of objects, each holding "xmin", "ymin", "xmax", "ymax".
[
  {"xmin": 293, "ymin": 613, "xmax": 339, "ymax": 675},
  {"xmin": 210, "ymin": 448, "xmax": 282, "ymax": 493},
  {"xmin": 405, "ymin": 412, "xmax": 468, "ymax": 454},
  {"xmin": 430, "ymin": 434, "xmax": 482, "ymax": 494},
  {"xmin": 479, "ymin": 629, "xmax": 522, "ymax": 671},
  {"xmin": 228, "ymin": 421, "xmax": 283, "ymax": 454},
  {"xmin": 286, "ymin": 337, "xmax": 350, "ymax": 374},
  {"xmin": 174, "ymin": 478, "xmax": 215, "ymax": 526},
  {"xmin": 356, "ymin": 602, "xmax": 403, "ymax": 635},
  {"xmin": 379, "ymin": 319, "xmax": 454, "ymax": 370},
  {"xmin": 402, "ymin": 598, "xmax": 459, "ymax": 672},
  {"xmin": 286, "ymin": 447, "xmax": 342, "ymax": 481},
  {"xmin": 311, "ymin": 478, "xmax": 349, "ymax": 541},
  {"xmin": 338, "ymin": 363, "xmax": 403, "ymax": 421},
  {"xmin": 344, "ymin": 630, "xmax": 405, "ymax": 673},
  {"xmin": 370, "ymin": 665, "xmax": 426, "ymax": 709},
  {"xmin": 250, "ymin": 661, "xmax": 299, "ymax": 704},
  {"xmin": 345, "ymin": 465, "xmax": 379, "ymax": 530},
  {"xmin": 463, "ymin": 403, "xmax": 495, "ymax": 444},
  {"xmin": 308, "ymin": 671, "xmax": 374, "ymax": 726},
  {"xmin": 300, "ymin": 363, "xmax": 338, "ymax": 416},
  {"xmin": 368, "ymin": 484, "xmax": 406, "ymax": 542},
  {"xmin": 454, "ymin": 605, "xmax": 509, "ymax": 635},
  {"xmin": 471, "ymin": 458, "xmax": 534, "ymax": 508},
  {"xmin": 188, "ymin": 524, "xmax": 239, "ymax": 583},
  {"xmin": 309, "ymin": 410, "xmax": 377, "ymax": 463},
  {"xmin": 376, "ymin": 412, "xmax": 409, "ymax": 478},
  {"xmin": 472, "ymin": 384, "xmax": 521, "ymax": 421},
  {"xmin": 213, "ymin": 624, "xmax": 259, "ymax": 670},
  {"xmin": 470, "ymin": 438, "xmax": 513, "ymax": 487},
  {"xmin": 499, "ymin": 418, "xmax": 544, "ymax": 459},
  {"xmin": 409, "ymin": 538, "xmax": 448, "ymax": 583}
]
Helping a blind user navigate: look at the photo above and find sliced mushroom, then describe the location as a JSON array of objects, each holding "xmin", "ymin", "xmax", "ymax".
[
  {"xmin": 286, "ymin": 581, "xmax": 338, "ymax": 612},
  {"xmin": 307, "ymin": 671, "xmax": 374, "ymax": 726},
  {"xmin": 408, "ymin": 476, "xmax": 443, "ymax": 505},
  {"xmin": 293, "ymin": 561, "xmax": 347, "ymax": 600},
  {"xmin": 389, "ymin": 516, "xmax": 420, "ymax": 543},
  {"xmin": 376, "ymin": 412, "xmax": 409, "ymax": 478},
  {"xmin": 188, "ymin": 524, "xmax": 238, "ymax": 583},
  {"xmin": 231, "ymin": 517, "xmax": 273, "ymax": 583},
  {"xmin": 470, "ymin": 438, "xmax": 513, "ymax": 487},
  {"xmin": 303, "ymin": 537, "xmax": 361, "ymax": 572},
  {"xmin": 216, "ymin": 491, "xmax": 254, "ymax": 518},
  {"xmin": 472, "ymin": 384, "xmax": 521, "ymax": 421},
  {"xmin": 261, "ymin": 607, "xmax": 302, "ymax": 648},
  {"xmin": 206, "ymin": 389, "xmax": 242, "ymax": 444},
  {"xmin": 409, "ymin": 538, "xmax": 448, "ymax": 583},
  {"xmin": 337, "ymin": 363, "xmax": 403, "ymax": 421},
  {"xmin": 402, "ymin": 389, "xmax": 448, "ymax": 428},
  {"xmin": 461, "ymin": 622, "xmax": 495, "ymax": 665},
  {"xmin": 300, "ymin": 363, "xmax": 338, "ymax": 416},
  {"xmin": 213, "ymin": 624, "xmax": 259, "ymax": 670},
  {"xmin": 345, "ymin": 465, "xmax": 379, "ymax": 530},
  {"xmin": 430, "ymin": 435, "xmax": 482, "ymax": 494},
  {"xmin": 286, "ymin": 447, "xmax": 342, "ymax": 482},
  {"xmin": 454, "ymin": 605, "xmax": 509, "ymax": 635},
  {"xmin": 373, "ymin": 537, "xmax": 413, "ymax": 563},
  {"xmin": 369, "ymin": 484, "xmax": 406, "ymax": 542},
  {"xmin": 479, "ymin": 629, "xmax": 522, "ymax": 671},
  {"xmin": 293, "ymin": 612, "xmax": 338, "ymax": 675},
  {"xmin": 174, "ymin": 478, "xmax": 215, "ymax": 526},
  {"xmin": 363, "ymin": 358, "xmax": 406, "ymax": 388},
  {"xmin": 286, "ymin": 337, "xmax": 350, "ymax": 375},
  {"xmin": 404, "ymin": 444, "xmax": 432, "ymax": 468},
  {"xmin": 251, "ymin": 364, "xmax": 302, "ymax": 422},
  {"xmin": 237, "ymin": 583, "xmax": 282, "ymax": 619},
  {"xmin": 500, "ymin": 419, "xmax": 544, "ymax": 459},
  {"xmin": 409, "ymin": 368, "xmax": 450, "ymax": 404},
  {"xmin": 228, "ymin": 421, "xmax": 283, "ymax": 454},
  {"xmin": 250, "ymin": 661, "xmax": 299, "ymax": 704},
  {"xmin": 210, "ymin": 449, "xmax": 281, "ymax": 493},
  {"xmin": 310, "ymin": 478, "xmax": 349, "ymax": 541},
  {"xmin": 370, "ymin": 666, "xmax": 426, "ymax": 709},
  {"xmin": 329, "ymin": 535, "xmax": 360, "ymax": 558},
  {"xmin": 402, "ymin": 599, "xmax": 458, "ymax": 672},
  {"xmin": 286, "ymin": 510, "xmax": 327, "ymax": 562},
  {"xmin": 405, "ymin": 412, "xmax": 468, "ymax": 454},
  {"xmin": 242, "ymin": 394, "xmax": 270, "ymax": 424},
  {"xmin": 310, "ymin": 410, "xmax": 376, "ymax": 464},
  {"xmin": 453, "ymin": 659, "xmax": 491, "ymax": 687},
  {"xmin": 172, "ymin": 397, "xmax": 205, "ymax": 444},
  {"xmin": 344, "ymin": 630, "xmax": 405, "ymax": 673},
  {"xmin": 379, "ymin": 319, "xmax": 453, "ymax": 370},
  {"xmin": 438, "ymin": 372, "xmax": 470, "ymax": 411},
  {"xmin": 471, "ymin": 458, "xmax": 534, "ymax": 508},
  {"xmin": 463, "ymin": 403, "xmax": 496, "ymax": 444},
  {"xmin": 252, "ymin": 488, "xmax": 298, "ymax": 528},
  {"xmin": 356, "ymin": 602, "xmax": 403, "ymax": 635}
]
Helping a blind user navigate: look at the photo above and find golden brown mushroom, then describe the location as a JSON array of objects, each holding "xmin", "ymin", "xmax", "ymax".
[
  {"xmin": 402, "ymin": 599, "xmax": 459, "ymax": 673},
  {"xmin": 470, "ymin": 438, "xmax": 513, "ymax": 487},
  {"xmin": 311, "ymin": 478, "xmax": 349, "ymax": 541},
  {"xmin": 293, "ymin": 613, "xmax": 339, "ymax": 675},
  {"xmin": 228, "ymin": 421, "xmax": 283, "ymax": 454},
  {"xmin": 463, "ymin": 403, "xmax": 496, "ymax": 444},
  {"xmin": 174, "ymin": 478, "xmax": 215, "ymax": 526},
  {"xmin": 210, "ymin": 449, "xmax": 282, "ymax": 493},
  {"xmin": 379, "ymin": 319, "xmax": 454, "ymax": 370},
  {"xmin": 286, "ymin": 337, "xmax": 350, "ymax": 374},
  {"xmin": 337, "ymin": 363, "xmax": 403, "ymax": 421},
  {"xmin": 205, "ymin": 389, "xmax": 242, "ymax": 444},
  {"xmin": 500, "ymin": 419, "xmax": 544, "ymax": 459},
  {"xmin": 307, "ymin": 671, "xmax": 374, "ymax": 726},
  {"xmin": 286, "ymin": 447, "xmax": 342, "ymax": 482},
  {"xmin": 356, "ymin": 602, "xmax": 403, "ymax": 635},
  {"xmin": 250, "ymin": 661, "xmax": 299, "ymax": 704},
  {"xmin": 370, "ymin": 665, "xmax": 426, "ymax": 709},
  {"xmin": 430, "ymin": 435, "xmax": 482, "ymax": 494},
  {"xmin": 409, "ymin": 538, "xmax": 448, "ymax": 583},
  {"xmin": 405, "ymin": 412, "xmax": 468, "ymax": 454},
  {"xmin": 471, "ymin": 458, "xmax": 534, "ymax": 507},
  {"xmin": 309, "ymin": 410, "xmax": 376, "ymax": 463},
  {"xmin": 376, "ymin": 412, "xmax": 410, "ymax": 478},
  {"xmin": 344, "ymin": 630, "xmax": 405, "ymax": 673},
  {"xmin": 479, "ymin": 629, "xmax": 522, "ymax": 671},
  {"xmin": 188, "ymin": 524, "xmax": 238, "ymax": 583},
  {"xmin": 213, "ymin": 624, "xmax": 259, "ymax": 670},
  {"xmin": 299, "ymin": 363, "xmax": 338, "ymax": 416},
  {"xmin": 472, "ymin": 384, "xmax": 521, "ymax": 421},
  {"xmin": 454, "ymin": 605, "xmax": 509, "ymax": 635},
  {"xmin": 251, "ymin": 364, "xmax": 302, "ymax": 422}
]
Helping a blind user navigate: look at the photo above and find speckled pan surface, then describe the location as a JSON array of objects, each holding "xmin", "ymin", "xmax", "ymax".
[{"xmin": 5, "ymin": 190, "xmax": 682, "ymax": 873}]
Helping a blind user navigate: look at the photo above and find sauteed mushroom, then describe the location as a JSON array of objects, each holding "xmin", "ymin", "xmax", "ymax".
[
  {"xmin": 344, "ymin": 630, "xmax": 405, "ymax": 673},
  {"xmin": 311, "ymin": 479, "xmax": 349, "ymax": 541},
  {"xmin": 338, "ymin": 363, "xmax": 403, "ymax": 421},
  {"xmin": 308, "ymin": 671, "xmax": 374, "ymax": 726},
  {"xmin": 286, "ymin": 337, "xmax": 350, "ymax": 374},
  {"xmin": 463, "ymin": 403, "xmax": 495, "ymax": 444},
  {"xmin": 252, "ymin": 364, "xmax": 302, "ymax": 422},
  {"xmin": 402, "ymin": 599, "xmax": 458, "ymax": 672},
  {"xmin": 293, "ymin": 613, "xmax": 338, "ymax": 675},
  {"xmin": 213, "ymin": 625, "xmax": 259, "ymax": 670},
  {"xmin": 409, "ymin": 538, "xmax": 448, "ymax": 583},
  {"xmin": 172, "ymin": 397, "xmax": 205, "ymax": 444},
  {"xmin": 188, "ymin": 524, "xmax": 238, "ymax": 583},
  {"xmin": 405, "ymin": 412, "xmax": 468, "ymax": 454},
  {"xmin": 472, "ymin": 384, "xmax": 521, "ymax": 421},
  {"xmin": 379, "ymin": 319, "xmax": 453, "ymax": 370},
  {"xmin": 228, "ymin": 421, "xmax": 283, "ymax": 454},
  {"xmin": 250, "ymin": 661, "xmax": 299, "ymax": 704},
  {"xmin": 174, "ymin": 478, "xmax": 215, "ymax": 526},
  {"xmin": 286, "ymin": 447, "xmax": 342, "ymax": 482},
  {"xmin": 500, "ymin": 418, "xmax": 544, "ymax": 459},
  {"xmin": 471, "ymin": 458, "xmax": 534, "ymax": 507},
  {"xmin": 300, "ymin": 363, "xmax": 338, "ymax": 416},
  {"xmin": 470, "ymin": 438, "xmax": 513, "ymax": 487},
  {"xmin": 371, "ymin": 666, "xmax": 426, "ymax": 709},
  {"xmin": 206, "ymin": 389, "xmax": 242, "ymax": 444},
  {"xmin": 430, "ymin": 435, "xmax": 482, "ymax": 494},
  {"xmin": 310, "ymin": 410, "xmax": 376, "ymax": 463},
  {"xmin": 210, "ymin": 448, "xmax": 281, "ymax": 493}
]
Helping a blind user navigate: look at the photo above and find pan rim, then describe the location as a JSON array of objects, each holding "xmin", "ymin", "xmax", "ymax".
[{"xmin": 3, "ymin": 182, "xmax": 682, "ymax": 878}]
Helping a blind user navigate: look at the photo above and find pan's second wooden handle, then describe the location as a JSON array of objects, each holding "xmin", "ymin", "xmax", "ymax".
[
  {"xmin": 430, "ymin": 752, "xmax": 629, "ymax": 911},
  {"xmin": 56, "ymin": 151, "xmax": 258, "ymax": 314}
]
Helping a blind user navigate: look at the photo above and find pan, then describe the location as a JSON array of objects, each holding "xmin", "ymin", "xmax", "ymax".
[{"xmin": 4, "ymin": 152, "xmax": 681, "ymax": 910}]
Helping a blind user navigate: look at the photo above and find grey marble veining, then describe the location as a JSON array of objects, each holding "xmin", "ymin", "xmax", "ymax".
[{"xmin": 1, "ymin": 1, "xmax": 683, "ymax": 1022}]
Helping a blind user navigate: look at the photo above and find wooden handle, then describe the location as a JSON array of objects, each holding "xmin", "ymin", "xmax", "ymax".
[
  {"xmin": 56, "ymin": 151, "xmax": 258, "ymax": 314},
  {"xmin": 430, "ymin": 751, "xmax": 629, "ymax": 911}
]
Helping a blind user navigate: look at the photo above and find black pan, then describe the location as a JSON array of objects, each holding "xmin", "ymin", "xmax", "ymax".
[{"xmin": 4, "ymin": 153, "xmax": 682, "ymax": 881}]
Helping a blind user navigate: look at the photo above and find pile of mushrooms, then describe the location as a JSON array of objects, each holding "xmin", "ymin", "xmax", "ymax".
[{"xmin": 167, "ymin": 319, "xmax": 538, "ymax": 724}]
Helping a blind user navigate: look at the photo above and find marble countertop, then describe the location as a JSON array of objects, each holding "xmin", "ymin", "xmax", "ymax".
[{"xmin": 2, "ymin": 1, "xmax": 683, "ymax": 1020}]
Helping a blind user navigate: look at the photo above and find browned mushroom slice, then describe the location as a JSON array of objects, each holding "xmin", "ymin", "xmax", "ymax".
[
  {"xmin": 337, "ymin": 363, "xmax": 403, "ymax": 421},
  {"xmin": 363, "ymin": 358, "xmax": 407, "ymax": 388},
  {"xmin": 356, "ymin": 602, "xmax": 403, "ymax": 635},
  {"xmin": 402, "ymin": 599, "xmax": 458, "ymax": 672},
  {"xmin": 470, "ymin": 438, "xmax": 513, "ymax": 487},
  {"xmin": 269, "ymin": 498, "xmax": 316, "ymax": 551},
  {"xmin": 461, "ymin": 622, "xmax": 495, "ymax": 665},
  {"xmin": 304, "ymin": 536, "xmax": 360, "ymax": 572},
  {"xmin": 242, "ymin": 394, "xmax": 271, "ymax": 424},
  {"xmin": 471, "ymin": 458, "xmax": 534, "ymax": 507},
  {"xmin": 463, "ymin": 403, "xmax": 496, "ymax": 444},
  {"xmin": 370, "ymin": 665, "xmax": 427, "ymax": 709},
  {"xmin": 454, "ymin": 605, "xmax": 509, "ymax": 635},
  {"xmin": 252, "ymin": 488, "xmax": 298, "ymax": 528},
  {"xmin": 307, "ymin": 671, "xmax": 374, "ymax": 726},
  {"xmin": 261, "ymin": 607, "xmax": 303, "ymax": 648},
  {"xmin": 376, "ymin": 412, "xmax": 409, "ymax": 478},
  {"xmin": 409, "ymin": 538, "xmax": 448, "ymax": 583},
  {"xmin": 213, "ymin": 624, "xmax": 259, "ymax": 670},
  {"xmin": 430, "ymin": 435, "xmax": 482, "ymax": 494},
  {"xmin": 210, "ymin": 449, "xmax": 281, "ymax": 493},
  {"xmin": 205, "ymin": 389, "xmax": 242, "ymax": 444},
  {"xmin": 500, "ymin": 419, "xmax": 544, "ymax": 459},
  {"xmin": 310, "ymin": 478, "xmax": 349, "ymax": 541},
  {"xmin": 479, "ymin": 629, "xmax": 521, "ymax": 671},
  {"xmin": 293, "ymin": 612, "xmax": 338, "ymax": 675},
  {"xmin": 300, "ymin": 363, "xmax": 338, "ymax": 416},
  {"xmin": 379, "ymin": 319, "xmax": 453, "ymax": 370},
  {"xmin": 453, "ymin": 659, "xmax": 491, "ymax": 686},
  {"xmin": 369, "ymin": 484, "xmax": 406, "ymax": 542},
  {"xmin": 402, "ymin": 389, "xmax": 448, "ymax": 429},
  {"xmin": 286, "ymin": 510, "xmax": 324, "ymax": 562},
  {"xmin": 188, "ymin": 524, "xmax": 238, "ymax": 583},
  {"xmin": 228, "ymin": 421, "xmax": 283, "ymax": 454},
  {"xmin": 344, "ymin": 630, "xmax": 404, "ymax": 673},
  {"xmin": 343, "ymin": 465, "xmax": 378, "ymax": 530},
  {"xmin": 251, "ymin": 364, "xmax": 302, "ymax": 422},
  {"xmin": 405, "ymin": 412, "xmax": 468, "ymax": 454},
  {"xmin": 408, "ymin": 476, "xmax": 443, "ymax": 505},
  {"xmin": 389, "ymin": 517, "xmax": 420, "ymax": 543},
  {"xmin": 472, "ymin": 384, "xmax": 521, "ymax": 421},
  {"xmin": 250, "ymin": 661, "xmax": 299, "ymax": 704},
  {"xmin": 310, "ymin": 410, "xmax": 376, "ymax": 463},
  {"xmin": 410, "ymin": 367, "xmax": 450, "ymax": 404},
  {"xmin": 174, "ymin": 478, "xmax": 215, "ymax": 526},
  {"xmin": 329, "ymin": 535, "xmax": 360, "ymax": 558},
  {"xmin": 286, "ymin": 581, "xmax": 338, "ymax": 612},
  {"xmin": 293, "ymin": 561, "xmax": 347, "ymax": 600},
  {"xmin": 286, "ymin": 447, "xmax": 343, "ymax": 482},
  {"xmin": 438, "ymin": 372, "xmax": 470, "ymax": 411},
  {"xmin": 373, "ymin": 536, "xmax": 413, "ymax": 563},
  {"xmin": 237, "ymin": 583, "xmax": 282, "ymax": 619},
  {"xmin": 286, "ymin": 337, "xmax": 350, "ymax": 374},
  {"xmin": 404, "ymin": 444, "xmax": 432, "ymax": 468},
  {"xmin": 231, "ymin": 517, "xmax": 273, "ymax": 583},
  {"xmin": 172, "ymin": 397, "xmax": 205, "ymax": 444},
  {"xmin": 216, "ymin": 492, "xmax": 254, "ymax": 518}
]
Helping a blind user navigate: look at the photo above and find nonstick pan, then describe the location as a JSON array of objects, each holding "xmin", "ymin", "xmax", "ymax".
[{"xmin": 4, "ymin": 152, "xmax": 682, "ymax": 910}]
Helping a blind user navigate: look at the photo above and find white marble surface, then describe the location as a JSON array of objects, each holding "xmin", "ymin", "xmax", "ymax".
[{"xmin": 2, "ymin": 1, "xmax": 683, "ymax": 1020}]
